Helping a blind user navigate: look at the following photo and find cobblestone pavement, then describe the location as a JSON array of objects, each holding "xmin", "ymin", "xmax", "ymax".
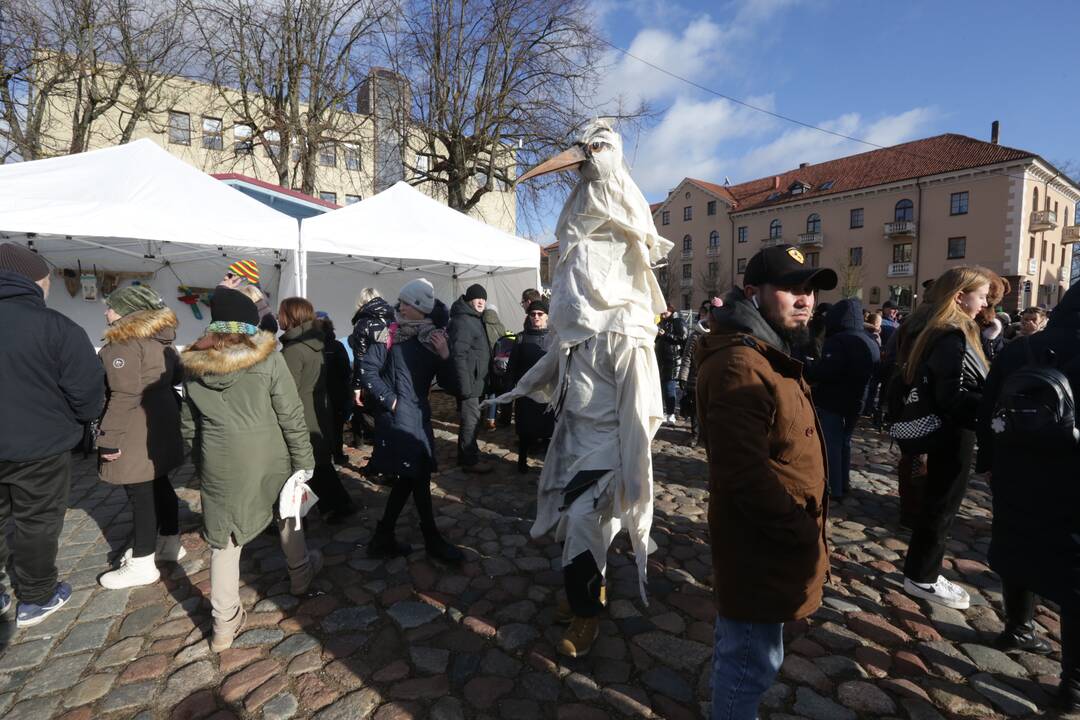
[{"xmin": 0, "ymin": 391, "xmax": 1070, "ymax": 719}]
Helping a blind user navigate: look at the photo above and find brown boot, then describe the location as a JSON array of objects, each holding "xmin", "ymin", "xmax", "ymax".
[
  {"xmin": 554, "ymin": 586, "xmax": 607, "ymax": 624},
  {"xmin": 557, "ymin": 616, "xmax": 600, "ymax": 658},
  {"xmin": 210, "ymin": 606, "xmax": 246, "ymax": 653},
  {"xmin": 289, "ymin": 550, "xmax": 324, "ymax": 595}
]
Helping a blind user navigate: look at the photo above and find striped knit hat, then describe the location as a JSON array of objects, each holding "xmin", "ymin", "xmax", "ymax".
[{"xmin": 228, "ymin": 258, "xmax": 259, "ymax": 284}]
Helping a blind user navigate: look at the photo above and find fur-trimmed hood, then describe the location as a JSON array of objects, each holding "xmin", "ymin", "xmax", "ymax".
[
  {"xmin": 103, "ymin": 307, "xmax": 178, "ymax": 345},
  {"xmin": 182, "ymin": 330, "xmax": 277, "ymax": 383}
]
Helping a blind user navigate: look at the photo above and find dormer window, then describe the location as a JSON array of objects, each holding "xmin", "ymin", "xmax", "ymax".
[{"xmin": 788, "ymin": 181, "xmax": 810, "ymax": 196}]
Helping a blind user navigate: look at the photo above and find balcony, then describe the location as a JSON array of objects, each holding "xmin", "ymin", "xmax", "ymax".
[
  {"xmin": 680, "ymin": 276, "xmax": 693, "ymax": 288},
  {"xmin": 707, "ymin": 245, "xmax": 720, "ymax": 256},
  {"xmin": 1063, "ymin": 225, "xmax": 1080, "ymax": 244},
  {"xmin": 681, "ymin": 249, "xmax": 693, "ymax": 259},
  {"xmin": 1030, "ymin": 209, "xmax": 1058, "ymax": 232},
  {"xmin": 797, "ymin": 232, "xmax": 823, "ymax": 248},
  {"xmin": 761, "ymin": 237, "xmax": 783, "ymax": 247},
  {"xmin": 887, "ymin": 262, "xmax": 914, "ymax": 277},
  {"xmin": 884, "ymin": 221, "xmax": 916, "ymax": 238}
]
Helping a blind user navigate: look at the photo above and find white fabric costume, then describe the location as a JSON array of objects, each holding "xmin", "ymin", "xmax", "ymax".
[{"xmin": 492, "ymin": 121, "xmax": 672, "ymax": 602}]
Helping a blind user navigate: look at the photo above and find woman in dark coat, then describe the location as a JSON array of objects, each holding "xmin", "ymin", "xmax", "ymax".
[
  {"xmin": 316, "ymin": 313, "xmax": 352, "ymax": 465},
  {"xmin": 805, "ymin": 298, "xmax": 880, "ymax": 499},
  {"xmin": 508, "ymin": 300, "xmax": 554, "ymax": 473},
  {"xmin": 654, "ymin": 304, "xmax": 687, "ymax": 421},
  {"xmin": 279, "ymin": 297, "xmax": 356, "ymax": 524},
  {"xmin": 977, "ymin": 283, "xmax": 1080, "ymax": 709},
  {"xmin": 348, "ymin": 289, "xmax": 395, "ymax": 445},
  {"xmin": 360, "ymin": 279, "xmax": 463, "ymax": 563}
]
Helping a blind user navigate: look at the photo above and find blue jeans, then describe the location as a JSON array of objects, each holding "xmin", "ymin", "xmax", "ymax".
[
  {"xmin": 662, "ymin": 379, "xmax": 680, "ymax": 416},
  {"xmin": 817, "ymin": 408, "xmax": 853, "ymax": 498},
  {"xmin": 711, "ymin": 615, "xmax": 784, "ymax": 720}
]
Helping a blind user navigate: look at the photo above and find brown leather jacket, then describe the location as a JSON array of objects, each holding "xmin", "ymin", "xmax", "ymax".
[{"xmin": 696, "ymin": 294, "xmax": 829, "ymax": 623}]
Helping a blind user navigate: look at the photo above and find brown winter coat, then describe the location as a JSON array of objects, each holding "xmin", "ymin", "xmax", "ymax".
[
  {"xmin": 97, "ymin": 308, "xmax": 184, "ymax": 485},
  {"xmin": 696, "ymin": 294, "xmax": 829, "ymax": 623}
]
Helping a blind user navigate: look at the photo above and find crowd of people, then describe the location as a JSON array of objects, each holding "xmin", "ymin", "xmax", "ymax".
[{"xmin": 1, "ymin": 235, "xmax": 1079, "ymax": 716}]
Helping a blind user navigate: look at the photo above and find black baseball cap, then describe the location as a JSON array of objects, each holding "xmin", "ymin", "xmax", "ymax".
[{"xmin": 744, "ymin": 244, "xmax": 837, "ymax": 291}]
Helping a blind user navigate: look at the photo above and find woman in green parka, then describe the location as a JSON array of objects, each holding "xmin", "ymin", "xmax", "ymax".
[{"xmin": 181, "ymin": 289, "xmax": 322, "ymax": 652}]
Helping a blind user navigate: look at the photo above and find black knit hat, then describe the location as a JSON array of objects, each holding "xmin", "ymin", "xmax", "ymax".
[
  {"xmin": 0, "ymin": 243, "xmax": 49, "ymax": 281},
  {"xmin": 464, "ymin": 283, "xmax": 487, "ymax": 301},
  {"xmin": 210, "ymin": 288, "xmax": 259, "ymax": 326},
  {"xmin": 526, "ymin": 299, "xmax": 549, "ymax": 315}
]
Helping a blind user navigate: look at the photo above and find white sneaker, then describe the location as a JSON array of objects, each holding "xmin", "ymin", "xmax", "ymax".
[
  {"xmin": 156, "ymin": 534, "xmax": 187, "ymax": 563},
  {"xmin": 904, "ymin": 575, "xmax": 970, "ymax": 610},
  {"xmin": 99, "ymin": 552, "xmax": 160, "ymax": 589}
]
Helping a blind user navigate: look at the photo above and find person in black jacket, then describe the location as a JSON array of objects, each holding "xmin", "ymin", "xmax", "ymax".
[
  {"xmin": 895, "ymin": 266, "xmax": 991, "ymax": 611},
  {"xmin": 805, "ymin": 298, "xmax": 880, "ymax": 499},
  {"xmin": 348, "ymin": 289, "xmax": 394, "ymax": 448},
  {"xmin": 449, "ymin": 284, "xmax": 493, "ymax": 473},
  {"xmin": 316, "ymin": 313, "xmax": 352, "ymax": 465},
  {"xmin": 654, "ymin": 304, "xmax": 687, "ymax": 423},
  {"xmin": 508, "ymin": 300, "xmax": 555, "ymax": 473},
  {"xmin": 361, "ymin": 279, "xmax": 463, "ymax": 563},
  {"xmin": 0, "ymin": 243, "xmax": 105, "ymax": 627},
  {"xmin": 976, "ymin": 285, "xmax": 1080, "ymax": 710}
]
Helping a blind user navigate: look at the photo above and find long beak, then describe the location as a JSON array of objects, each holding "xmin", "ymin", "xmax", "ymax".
[{"xmin": 518, "ymin": 144, "xmax": 587, "ymax": 182}]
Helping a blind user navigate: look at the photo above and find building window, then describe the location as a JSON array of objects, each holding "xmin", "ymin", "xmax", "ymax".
[
  {"xmin": 656, "ymin": 268, "xmax": 668, "ymax": 288},
  {"xmin": 682, "ymin": 235, "xmax": 692, "ymax": 254},
  {"xmin": 769, "ymin": 219, "xmax": 782, "ymax": 240},
  {"xmin": 683, "ymin": 206, "xmax": 692, "ymax": 221},
  {"xmin": 318, "ymin": 143, "xmax": 337, "ymax": 167},
  {"xmin": 869, "ymin": 286, "xmax": 881, "ymax": 304},
  {"xmin": 661, "ymin": 211, "xmax": 670, "ymax": 226},
  {"xmin": 947, "ymin": 236, "xmax": 966, "ymax": 259},
  {"xmin": 345, "ymin": 194, "xmax": 361, "ymax": 205},
  {"xmin": 737, "ymin": 226, "xmax": 748, "ymax": 243},
  {"xmin": 1033, "ymin": 187, "xmax": 1039, "ymax": 213},
  {"xmin": 264, "ymin": 130, "xmax": 281, "ymax": 159},
  {"xmin": 850, "ymin": 208, "xmax": 864, "ymax": 228},
  {"xmin": 682, "ymin": 294, "xmax": 691, "ymax": 310},
  {"xmin": 708, "ymin": 230, "xmax": 720, "ymax": 250},
  {"xmin": 1029, "ymin": 234, "xmax": 1036, "ymax": 259},
  {"xmin": 201, "ymin": 116, "xmax": 222, "ymax": 150},
  {"xmin": 890, "ymin": 284, "xmax": 914, "ymax": 309},
  {"xmin": 849, "ymin": 246, "xmax": 862, "ymax": 266},
  {"xmin": 707, "ymin": 262, "xmax": 718, "ymax": 277},
  {"xmin": 950, "ymin": 191, "xmax": 969, "ymax": 216},
  {"xmin": 893, "ymin": 242, "xmax": 913, "ymax": 264},
  {"xmin": 345, "ymin": 144, "xmax": 361, "ymax": 171},
  {"xmin": 806, "ymin": 252, "xmax": 820, "ymax": 268},
  {"xmin": 319, "ymin": 191, "xmax": 337, "ymax": 204},
  {"xmin": 707, "ymin": 200, "xmax": 717, "ymax": 216},
  {"xmin": 895, "ymin": 199, "xmax": 914, "ymax": 223},
  {"xmin": 806, "ymin": 213, "xmax": 821, "ymax": 234},
  {"xmin": 737, "ymin": 258, "xmax": 747, "ymax": 274},
  {"xmin": 1042, "ymin": 239, "xmax": 1048, "ymax": 261},
  {"xmin": 682, "ymin": 263, "xmax": 692, "ymax": 279},
  {"xmin": 233, "ymin": 123, "xmax": 253, "ymax": 154},
  {"xmin": 168, "ymin": 111, "xmax": 191, "ymax": 145}
]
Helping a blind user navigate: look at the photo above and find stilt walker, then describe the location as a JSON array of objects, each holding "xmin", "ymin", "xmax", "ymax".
[{"xmin": 490, "ymin": 120, "xmax": 671, "ymax": 657}]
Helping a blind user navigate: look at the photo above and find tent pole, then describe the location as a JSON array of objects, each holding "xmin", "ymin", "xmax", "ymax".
[{"xmin": 294, "ymin": 218, "xmax": 305, "ymax": 296}]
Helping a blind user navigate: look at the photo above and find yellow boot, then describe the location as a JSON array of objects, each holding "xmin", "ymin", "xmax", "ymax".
[
  {"xmin": 557, "ymin": 615, "xmax": 600, "ymax": 658},
  {"xmin": 554, "ymin": 585, "xmax": 606, "ymax": 625}
]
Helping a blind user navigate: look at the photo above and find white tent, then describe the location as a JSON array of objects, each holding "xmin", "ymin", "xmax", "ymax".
[
  {"xmin": 300, "ymin": 181, "xmax": 541, "ymax": 333},
  {"xmin": 0, "ymin": 140, "xmax": 300, "ymax": 345}
]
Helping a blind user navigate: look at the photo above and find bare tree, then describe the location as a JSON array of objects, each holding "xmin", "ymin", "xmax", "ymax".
[
  {"xmin": 654, "ymin": 262, "xmax": 677, "ymax": 306},
  {"xmin": 835, "ymin": 253, "xmax": 865, "ymax": 299},
  {"xmin": 186, "ymin": 0, "xmax": 387, "ymax": 193},
  {"xmin": 696, "ymin": 260, "xmax": 727, "ymax": 301},
  {"xmin": 384, "ymin": 0, "xmax": 647, "ymax": 227}
]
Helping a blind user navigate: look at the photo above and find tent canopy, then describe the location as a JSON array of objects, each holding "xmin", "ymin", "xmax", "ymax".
[{"xmin": 298, "ymin": 181, "xmax": 541, "ymax": 330}]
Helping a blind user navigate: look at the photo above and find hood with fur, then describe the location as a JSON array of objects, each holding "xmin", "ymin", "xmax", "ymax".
[
  {"xmin": 182, "ymin": 330, "xmax": 277, "ymax": 384},
  {"xmin": 103, "ymin": 307, "xmax": 178, "ymax": 345}
]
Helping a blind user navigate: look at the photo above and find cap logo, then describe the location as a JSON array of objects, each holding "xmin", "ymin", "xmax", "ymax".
[{"xmin": 787, "ymin": 247, "xmax": 805, "ymax": 264}]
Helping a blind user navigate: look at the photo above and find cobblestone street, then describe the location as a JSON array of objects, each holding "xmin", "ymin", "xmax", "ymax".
[{"xmin": 0, "ymin": 391, "xmax": 1068, "ymax": 720}]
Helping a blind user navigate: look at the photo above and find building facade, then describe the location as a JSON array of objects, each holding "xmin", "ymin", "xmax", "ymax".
[{"xmin": 651, "ymin": 132, "xmax": 1080, "ymax": 313}]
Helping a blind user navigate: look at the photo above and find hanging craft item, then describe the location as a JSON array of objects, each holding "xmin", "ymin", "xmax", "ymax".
[
  {"xmin": 80, "ymin": 262, "xmax": 98, "ymax": 302},
  {"xmin": 179, "ymin": 286, "xmax": 216, "ymax": 307},
  {"xmin": 178, "ymin": 285, "xmax": 203, "ymax": 319},
  {"xmin": 61, "ymin": 268, "xmax": 79, "ymax": 297},
  {"xmin": 99, "ymin": 272, "xmax": 121, "ymax": 296}
]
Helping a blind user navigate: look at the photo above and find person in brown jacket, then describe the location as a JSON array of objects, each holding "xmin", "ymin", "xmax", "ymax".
[
  {"xmin": 697, "ymin": 244, "xmax": 835, "ymax": 720},
  {"xmin": 96, "ymin": 285, "xmax": 186, "ymax": 589}
]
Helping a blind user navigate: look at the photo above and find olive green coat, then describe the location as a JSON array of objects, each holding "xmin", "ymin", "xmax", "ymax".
[
  {"xmin": 97, "ymin": 308, "xmax": 184, "ymax": 485},
  {"xmin": 280, "ymin": 321, "xmax": 333, "ymax": 466},
  {"xmin": 180, "ymin": 331, "xmax": 314, "ymax": 548}
]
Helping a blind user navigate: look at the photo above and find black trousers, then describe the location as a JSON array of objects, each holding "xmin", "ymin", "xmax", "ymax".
[
  {"xmin": 309, "ymin": 464, "xmax": 352, "ymax": 514},
  {"xmin": 329, "ymin": 409, "xmax": 347, "ymax": 459},
  {"xmin": 457, "ymin": 397, "xmax": 481, "ymax": 465},
  {"xmin": 565, "ymin": 551, "xmax": 604, "ymax": 618},
  {"xmin": 0, "ymin": 451, "xmax": 71, "ymax": 606},
  {"xmin": 380, "ymin": 470, "xmax": 436, "ymax": 536},
  {"xmin": 904, "ymin": 429, "xmax": 976, "ymax": 583},
  {"xmin": 123, "ymin": 476, "xmax": 180, "ymax": 557},
  {"xmin": 1000, "ymin": 579, "xmax": 1037, "ymax": 630}
]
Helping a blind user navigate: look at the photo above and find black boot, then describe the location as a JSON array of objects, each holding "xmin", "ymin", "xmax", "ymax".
[
  {"xmin": 518, "ymin": 438, "xmax": 530, "ymax": 474},
  {"xmin": 997, "ymin": 582, "xmax": 1050, "ymax": 654},
  {"xmin": 424, "ymin": 529, "xmax": 464, "ymax": 564},
  {"xmin": 995, "ymin": 622, "xmax": 1052, "ymax": 655},
  {"xmin": 367, "ymin": 521, "xmax": 410, "ymax": 558}
]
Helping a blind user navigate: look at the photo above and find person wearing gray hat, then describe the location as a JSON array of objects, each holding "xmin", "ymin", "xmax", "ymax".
[
  {"xmin": 449, "ymin": 282, "xmax": 494, "ymax": 473},
  {"xmin": 0, "ymin": 242, "xmax": 106, "ymax": 627}
]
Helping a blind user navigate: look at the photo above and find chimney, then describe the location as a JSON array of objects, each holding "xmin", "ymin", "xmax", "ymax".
[
  {"xmin": 991, "ymin": 120, "xmax": 1000, "ymax": 145},
  {"xmin": 799, "ymin": 162, "xmax": 808, "ymax": 169},
  {"xmin": 773, "ymin": 176, "xmax": 780, "ymax": 190}
]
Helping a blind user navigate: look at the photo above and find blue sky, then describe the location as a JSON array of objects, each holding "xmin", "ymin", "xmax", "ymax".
[{"xmin": 522, "ymin": 0, "xmax": 1079, "ymax": 237}]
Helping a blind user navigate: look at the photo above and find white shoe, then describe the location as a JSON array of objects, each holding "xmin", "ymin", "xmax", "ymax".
[
  {"xmin": 904, "ymin": 575, "xmax": 970, "ymax": 610},
  {"xmin": 156, "ymin": 534, "xmax": 187, "ymax": 563},
  {"xmin": 99, "ymin": 551, "xmax": 160, "ymax": 589}
]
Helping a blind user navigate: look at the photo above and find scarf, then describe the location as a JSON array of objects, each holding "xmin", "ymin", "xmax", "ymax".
[{"xmin": 389, "ymin": 313, "xmax": 441, "ymax": 353}]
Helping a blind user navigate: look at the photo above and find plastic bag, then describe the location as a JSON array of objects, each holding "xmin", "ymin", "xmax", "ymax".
[{"xmin": 278, "ymin": 469, "xmax": 318, "ymax": 530}]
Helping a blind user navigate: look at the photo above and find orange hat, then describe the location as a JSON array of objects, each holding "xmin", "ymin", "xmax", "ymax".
[{"xmin": 228, "ymin": 259, "xmax": 259, "ymax": 284}]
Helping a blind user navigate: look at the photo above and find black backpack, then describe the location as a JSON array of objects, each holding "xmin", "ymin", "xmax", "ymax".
[{"xmin": 990, "ymin": 339, "xmax": 1080, "ymax": 449}]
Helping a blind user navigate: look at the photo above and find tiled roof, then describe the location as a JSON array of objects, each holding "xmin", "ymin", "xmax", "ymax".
[{"xmin": 717, "ymin": 134, "xmax": 1035, "ymax": 213}]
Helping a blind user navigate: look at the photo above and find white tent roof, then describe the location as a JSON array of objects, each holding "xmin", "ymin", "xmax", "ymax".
[{"xmin": 0, "ymin": 139, "xmax": 299, "ymax": 254}]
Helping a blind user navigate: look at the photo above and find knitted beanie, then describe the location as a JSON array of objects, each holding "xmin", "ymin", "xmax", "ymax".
[
  {"xmin": 398, "ymin": 278, "xmax": 436, "ymax": 315},
  {"xmin": 210, "ymin": 288, "xmax": 259, "ymax": 326},
  {"xmin": 526, "ymin": 299, "xmax": 549, "ymax": 315},
  {"xmin": 0, "ymin": 243, "xmax": 49, "ymax": 281},
  {"xmin": 107, "ymin": 285, "xmax": 165, "ymax": 317},
  {"xmin": 464, "ymin": 283, "xmax": 487, "ymax": 301},
  {"xmin": 228, "ymin": 258, "xmax": 260, "ymax": 284}
]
